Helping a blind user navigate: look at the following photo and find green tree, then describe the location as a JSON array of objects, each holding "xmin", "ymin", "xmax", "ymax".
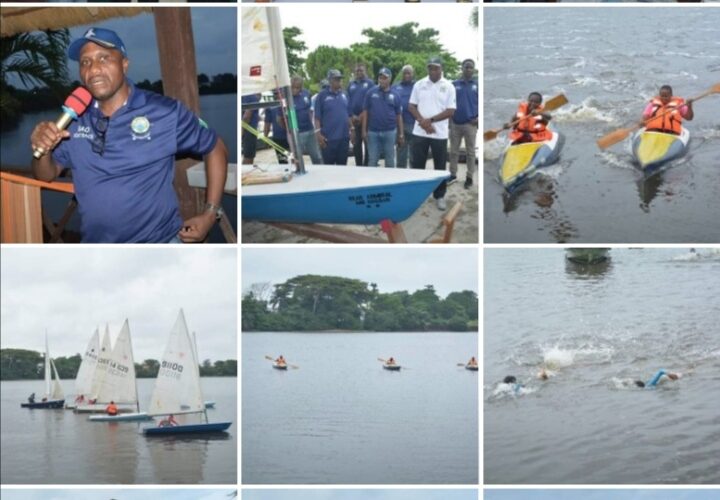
[
  {"xmin": 1, "ymin": 29, "xmax": 70, "ymax": 127},
  {"xmin": 305, "ymin": 45, "xmax": 356, "ymax": 88},
  {"xmin": 284, "ymin": 26, "xmax": 307, "ymax": 78}
]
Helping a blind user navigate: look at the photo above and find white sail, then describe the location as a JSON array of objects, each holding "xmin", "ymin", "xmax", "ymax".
[
  {"xmin": 90, "ymin": 325, "xmax": 113, "ymax": 400},
  {"xmin": 74, "ymin": 328, "xmax": 100, "ymax": 399},
  {"xmin": 94, "ymin": 320, "xmax": 138, "ymax": 404},
  {"xmin": 241, "ymin": 7, "xmax": 291, "ymax": 95},
  {"xmin": 147, "ymin": 309, "xmax": 204, "ymax": 416},
  {"xmin": 44, "ymin": 330, "xmax": 51, "ymax": 398},
  {"xmin": 50, "ymin": 358, "xmax": 64, "ymax": 400}
]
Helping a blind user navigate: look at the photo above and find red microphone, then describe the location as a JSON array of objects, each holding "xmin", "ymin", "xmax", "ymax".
[{"xmin": 33, "ymin": 87, "xmax": 93, "ymax": 159}]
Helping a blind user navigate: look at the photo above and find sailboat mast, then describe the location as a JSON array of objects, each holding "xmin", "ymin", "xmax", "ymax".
[
  {"xmin": 279, "ymin": 85, "xmax": 305, "ymax": 175},
  {"xmin": 44, "ymin": 330, "xmax": 51, "ymax": 397}
]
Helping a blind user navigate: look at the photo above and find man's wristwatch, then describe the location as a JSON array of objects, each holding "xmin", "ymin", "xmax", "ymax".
[{"xmin": 204, "ymin": 202, "xmax": 224, "ymax": 221}]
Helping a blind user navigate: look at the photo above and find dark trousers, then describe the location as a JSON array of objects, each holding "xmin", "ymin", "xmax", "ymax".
[
  {"xmin": 411, "ymin": 135, "xmax": 447, "ymax": 199},
  {"xmin": 322, "ymin": 139, "xmax": 349, "ymax": 165},
  {"xmin": 352, "ymin": 123, "xmax": 368, "ymax": 166},
  {"xmin": 274, "ymin": 138, "xmax": 290, "ymax": 164}
]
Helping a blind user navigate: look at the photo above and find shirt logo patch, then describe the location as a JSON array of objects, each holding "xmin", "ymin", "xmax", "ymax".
[
  {"xmin": 131, "ymin": 116, "xmax": 151, "ymax": 141},
  {"xmin": 74, "ymin": 125, "xmax": 93, "ymax": 140}
]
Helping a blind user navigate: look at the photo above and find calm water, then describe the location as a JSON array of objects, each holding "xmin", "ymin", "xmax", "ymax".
[
  {"xmin": 484, "ymin": 8, "xmax": 720, "ymax": 243},
  {"xmin": 1, "ymin": 93, "xmax": 237, "ymax": 166},
  {"xmin": 484, "ymin": 248, "xmax": 720, "ymax": 484},
  {"xmin": 243, "ymin": 332, "xmax": 479, "ymax": 484},
  {"xmin": 0, "ymin": 377, "xmax": 237, "ymax": 484}
]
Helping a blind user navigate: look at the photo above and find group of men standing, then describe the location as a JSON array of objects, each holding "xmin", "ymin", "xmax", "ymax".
[{"xmin": 242, "ymin": 57, "xmax": 478, "ymax": 211}]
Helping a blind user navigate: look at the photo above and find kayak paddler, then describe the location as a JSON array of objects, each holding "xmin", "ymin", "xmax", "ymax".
[
  {"xmin": 275, "ymin": 355, "xmax": 287, "ymax": 367},
  {"xmin": 504, "ymin": 92, "xmax": 554, "ymax": 145},
  {"xmin": 386, "ymin": 357, "xmax": 397, "ymax": 366},
  {"xmin": 641, "ymin": 85, "xmax": 694, "ymax": 135},
  {"xmin": 467, "ymin": 356, "xmax": 478, "ymax": 367}
]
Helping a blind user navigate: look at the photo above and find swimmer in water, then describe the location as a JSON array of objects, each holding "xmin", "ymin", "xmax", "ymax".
[
  {"xmin": 634, "ymin": 369, "xmax": 681, "ymax": 388},
  {"xmin": 537, "ymin": 368, "xmax": 549, "ymax": 380},
  {"xmin": 503, "ymin": 375, "xmax": 524, "ymax": 394}
]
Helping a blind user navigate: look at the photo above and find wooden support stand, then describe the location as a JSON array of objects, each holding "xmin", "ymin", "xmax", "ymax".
[{"xmin": 430, "ymin": 201, "xmax": 463, "ymax": 243}]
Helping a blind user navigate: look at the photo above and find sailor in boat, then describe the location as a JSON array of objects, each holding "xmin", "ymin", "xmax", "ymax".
[
  {"xmin": 362, "ymin": 67, "xmax": 404, "ymax": 169},
  {"xmin": 504, "ymin": 92, "xmax": 554, "ymax": 145},
  {"xmin": 158, "ymin": 414, "xmax": 179, "ymax": 427},
  {"xmin": 28, "ymin": 393, "xmax": 35, "ymax": 404},
  {"xmin": 75, "ymin": 394, "xmax": 85, "ymax": 405},
  {"xmin": 30, "ymin": 27, "xmax": 228, "ymax": 244},
  {"xmin": 634, "ymin": 369, "xmax": 681, "ymax": 388},
  {"xmin": 275, "ymin": 355, "xmax": 287, "ymax": 367},
  {"xmin": 450, "ymin": 59, "xmax": 479, "ymax": 189},
  {"xmin": 348, "ymin": 63, "xmax": 375, "ymax": 166},
  {"xmin": 392, "ymin": 65, "xmax": 417, "ymax": 169},
  {"xmin": 640, "ymin": 85, "xmax": 694, "ymax": 135},
  {"xmin": 106, "ymin": 401, "xmax": 118, "ymax": 416},
  {"xmin": 408, "ymin": 56, "xmax": 457, "ymax": 211},
  {"xmin": 314, "ymin": 69, "xmax": 354, "ymax": 165},
  {"xmin": 467, "ymin": 357, "xmax": 478, "ymax": 368}
]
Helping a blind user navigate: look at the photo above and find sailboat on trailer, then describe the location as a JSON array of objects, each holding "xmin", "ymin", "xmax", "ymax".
[
  {"xmin": 21, "ymin": 331, "xmax": 64, "ymax": 409},
  {"xmin": 142, "ymin": 309, "xmax": 231, "ymax": 435},
  {"xmin": 241, "ymin": 7, "xmax": 449, "ymax": 225}
]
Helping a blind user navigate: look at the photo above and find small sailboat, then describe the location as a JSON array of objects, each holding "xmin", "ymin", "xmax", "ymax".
[
  {"xmin": 81, "ymin": 321, "xmax": 149, "ymax": 420},
  {"xmin": 65, "ymin": 328, "xmax": 100, "ymax": 409},
  {"xmin": 21, "ymin": 331, "xmax": 64, "ymax": 409},
  {"xmin": 142, "ymin": 310, "xmax": 232, "ymax": 435},
  {"xmin": 241, "ymin": 7, "xmax": 448, "ymax": 225}
]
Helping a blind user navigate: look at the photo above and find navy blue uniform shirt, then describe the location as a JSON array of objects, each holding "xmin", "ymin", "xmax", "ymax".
[
  {"xmin": 292, "ymin": 89, "xmax": 314, "ymax": 132},
  {"xmin": 52, "ymin": 81, "xmax": 218, "ymax": 243},
  {"xmin": 265, "ymin": 107, "xmax": 287, "ymax": 142},
  {"xmin": 393, "ymin": 80, "xmax": 416, "ymax": 129},
  {"xmin": 363, "ymin": 86, "xmax": 402, "ymax": 132},
  {"xmin": 347, "ymin": 77, "xmax": 374, "ymax": 117},
  {"xmin": 452, "ymin": 78, "xmax": 479, "ymax": 125},
  {"xmin": 242, "ymin": 94, "xmax": 260, "ymax": 128},
  {"xmin": 314, "ymin": 88, "xmax": 351, "ymax": 141}
]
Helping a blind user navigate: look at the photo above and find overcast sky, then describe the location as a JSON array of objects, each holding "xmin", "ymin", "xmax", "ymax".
[
  {"xmin": 265, "ymin": 4, "xmax": 479, "ymax": 68},
  {"xmin": 484, "ymin": 491, "xmax": 720, "ymax": 500},
  {"xmin": 244, "ymin": 491, "xmax": 477, "ymax": 500},
  {"xmin": 10, "ymin": 8, "xmax": 236, "ymax": 88},
  {"xmin": 0, "ymin": 247, "xmax": 236, "ymax": 361},
  {"xmin": 0, "ymin": 491, "xmax": 234, "ymax": 500},
  {"xmin": 241, "ymin": 248, "xmax": 478, "ymax": 297}
]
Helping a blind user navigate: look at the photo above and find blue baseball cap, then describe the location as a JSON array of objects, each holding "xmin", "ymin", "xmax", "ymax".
[
  {"xmin": 378, "ymin": 67, "xmax": 392, "ymax": 79},
  {"xmin": 68, "ymin": 28, "xmax": 128, "ymax": 61}
]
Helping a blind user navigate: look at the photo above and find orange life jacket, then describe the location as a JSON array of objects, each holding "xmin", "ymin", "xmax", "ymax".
[
  {"xmin": 106, "ymin": 403, "xmax": 118, "ymax": 416},
  {"xmin": 645, "ymin": 96, "xmax": 684, "ymax": 134},
  {"xmin": 509, "ymin": 102, "xmax": 553, "ymax": 142}
]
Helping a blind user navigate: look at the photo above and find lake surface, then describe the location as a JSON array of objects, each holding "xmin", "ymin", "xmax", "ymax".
[
  {"xmin": 484, "ymin": 8, "xmax": 720, "ymax": 243},
  {"xmin": 484, "ymin": 248, "xmax": 720, "ymax": 484},
  {"xmin": 0, "ymin": 377, "xmax": 237, "ymax": 484},
  {"xmin": 242, "ymin": 332, "xmax": 478, "ymax": 484}
]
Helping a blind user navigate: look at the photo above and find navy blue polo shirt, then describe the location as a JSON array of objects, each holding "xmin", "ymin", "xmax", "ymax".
[
  {"xmin": 363, "ymin": 86, "xmax": 402, "ymax": 132},
  {"xmin": 242, "ymin": 94, "xmax": 260, "ymax": 128},
  {"xmin": 314, "ymin": 88, "xmax": 351, "ymax": 141},
  {"xmin": 292, "ymin": 89, "xmax": 314, "ymax": 132},
  {"xmin": 52, "ymin": 82, "xmax": 218, "ymax": 243},
  {"xmin": 265, "ymin": 108, "xmax": 287, "ymax": 142},
  {"xmin": 452, "ymin": 78, "xmax": 479, "ymax": 125},
  {"xmin": 393, "ymin": 80, "xmax": 416, "ymax": 129},
  {"xmin": 347, "ymin": 77, "xmax": 374, "ymax": 116}
]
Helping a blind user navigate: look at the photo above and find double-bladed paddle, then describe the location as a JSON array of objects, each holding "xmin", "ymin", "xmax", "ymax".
[
  {"xmin": 596, "ymin": 83, "xmax": 720, "ymax": 150},
  {"xmin": 484, "ymin": 93, "xmax": 569, "ymax": 142}
]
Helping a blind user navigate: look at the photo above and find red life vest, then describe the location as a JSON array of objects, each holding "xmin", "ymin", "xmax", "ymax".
[
  {"xmin": 509, "ymin": 102, "xmax": 553, "ymax": 142},
  {"xmin": 645, "ymin": 96, "xmax": 685, "ymax": 135}
]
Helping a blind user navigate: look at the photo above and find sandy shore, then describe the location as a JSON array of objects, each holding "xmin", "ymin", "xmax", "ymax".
[{"xmin": 241, "ymin": 147, "xmax": 479, "ymax": 243}]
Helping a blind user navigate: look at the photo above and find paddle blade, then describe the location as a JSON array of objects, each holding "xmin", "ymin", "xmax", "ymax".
[
  {"xmin": 711, "ymin": 83, "xmax": 720, "ymax": 94},
  {"xmin": 597, "ymin": 127, "xmax": 633, "ymax": 150},
  {"xmin": 484, "ymin": 128, "xmax": 502, "ymax": 142},
  {"xmin": 544, "ymin": 93, "xmax": 569, "ymax": 112}
]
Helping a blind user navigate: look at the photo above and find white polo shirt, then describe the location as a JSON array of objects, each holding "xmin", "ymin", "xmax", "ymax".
[{"xmin": 409, "ymin": 75, "xmax": 456, "ymax": 140}]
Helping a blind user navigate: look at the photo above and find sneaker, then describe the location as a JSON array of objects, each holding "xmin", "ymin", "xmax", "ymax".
[
  {"xmin": 464, "ymin": 177, "xmax": 473, "ymax": 189},
  {"xmin": 437, "ymin": 197, "xmax": 447, "ymax": 211},
  {"xmin": 447, "ymin": 174, "xmax": 457, "ymax": 185}
]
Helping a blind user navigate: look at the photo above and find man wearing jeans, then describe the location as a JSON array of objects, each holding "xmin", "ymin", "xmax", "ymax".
[
  {"xmin": 409, "ymin": 57, "xmax": 456, "ymax": 211},
  {"xmin": 362, "ymin": 68, "xmax": 403, "ymax": 168},
  {"xmin": 449, "ymin": 59, "xmax": 479, "ymax": 188},
  {"xmin": 393, "ymin": 65, "xmax": 416, "ymax": 168}
]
